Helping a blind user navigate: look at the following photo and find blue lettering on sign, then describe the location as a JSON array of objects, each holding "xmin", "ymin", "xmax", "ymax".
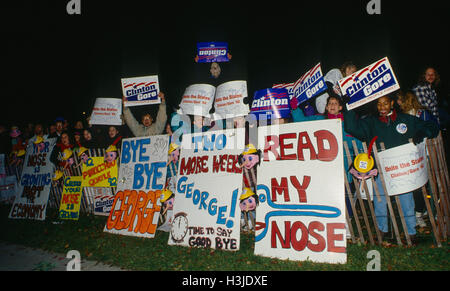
[
  {"xmin": 121, "ymin": 138, "xmax": 151, "ymax": 164},
  {"xmin": 133, "ymin": 162, "xmax": 165, "ymax": 190},
  {"xmin": 176, "ymin": 176, "xmax": 239, "ymax": 228},
  {"xmin": 192, "ymin": 133, "xmax": 227, "ymax": 153}
]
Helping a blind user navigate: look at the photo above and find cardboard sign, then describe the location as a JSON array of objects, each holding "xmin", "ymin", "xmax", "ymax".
[
  {"xmin": 168, "ymin": 128, "xmax": 245, "ymax": 250},
  {"xmin": 89, "ymin": 98, "xmax": 122, "ymax": 126},
  {"xmin": 254, "ymin": 120, "xmax": 346, "ymax": 264},
  {"xmin": 338, "ymin": 57, "xmax": 400, "ymax": 110},
  {"xmin": 104, "ymin": 135, "xmax": 169, "ymax": 238},
  {"xmin": 59, "ymin": 176, "xmax": 83, "ymax": 220},
  {"xmin": 250, "ymin": 88, "xmax": 291, "ymax": 120},
  {"xmin": 211, "ymin": 80, "xmax": 249, "ymax": 120},
  {"xmin": 378, "ymin": 141, "xmax": 428, "ymax": 196},
  {"xmin": 178, "ymin": 84, "xmax": 216, "ymax": 117},
  {"xmin": 9, "ymin": 138, "xmax": 57, "ymax": 220},
  {"xmin": 197, "ymin": 42, "xmax": 229, "ymax": 63},
  {"xmin": 81, "ymin": 157, "xmax": 118, "ymax": 188},
  {"xmin": 292, "ymin": 63, "xmax": 327, "ymax": 105},
  {"xmin": 121, "ymin": 75, "xmax": 160, "ymax": 107}
]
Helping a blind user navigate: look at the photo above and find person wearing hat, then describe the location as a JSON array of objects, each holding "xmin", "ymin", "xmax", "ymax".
[
  {"xmin": 343, "ymin": 94, "xmax": 439, "ymax": 244},
  {"xmin": 122, "ymin": 92, "xmax": 167, "ymax": 137},
  {"xmin": 239, "ymin": 187, "xmax": 259, "ymax": 232},
  {"xmin": 77, "ymin": 146, "xmax": 90, "ymax": 166}
]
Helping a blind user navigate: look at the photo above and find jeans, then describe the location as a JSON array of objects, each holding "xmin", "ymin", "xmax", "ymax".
[{"xmin": 374, "ymin": 177, "xmax": 416, "ymax": 235}]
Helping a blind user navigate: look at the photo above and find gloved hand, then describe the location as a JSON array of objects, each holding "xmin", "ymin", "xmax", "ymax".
[
  {"xmin": 303, "ymin": 104, "xmax": 316, "ymax": 116},
  {"xmin": 342, "ymin": 95, "xmax": 351, "ymax": 105},
  {"xmin": 290, "ymin": 97, "xmax": 299, "ymax": 110}
]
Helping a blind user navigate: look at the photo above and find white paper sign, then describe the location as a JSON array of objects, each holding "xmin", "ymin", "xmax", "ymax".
[
  {"xmin": 168, "ymin": 128, "xmax": 245, "ymax": 250},
  {"xmin": 211, "ymin": 81, "xmax": 249, "ymax": 120},
  {"xmin": 89, "ymin": 98, "xmax": 122, "ymax": 126},
  {"xmin": 378, "ymin": 141, "xmax": 428, "ymax": 196},
  {"xmin": 254, "ymin": 120, "xmax": 346, "ymax": 264},
  {"xmin": 178, "ymin": 84, "xmax": 216, "ymax": 117}
]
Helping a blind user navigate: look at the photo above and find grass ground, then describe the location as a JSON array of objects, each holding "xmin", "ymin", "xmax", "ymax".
[{"xmin": 0, "ymin": 205, "xmax": 449, "ymax": 271}]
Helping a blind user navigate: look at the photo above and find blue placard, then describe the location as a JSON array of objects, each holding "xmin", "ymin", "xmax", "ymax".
[
  {"xmin": 197, "ymin": 42, "xmax": 229, "ymax": 63},
  {"xmin": 339, "ymin": 57, "xmax": 400, "ymax": 110},
  {"xmin": 292, "ymin": 63, "xmax": 328, "ymax": 106},
  {"xmin": 250, "ymin": 88, "xmax": 291, "ymax": 120}
]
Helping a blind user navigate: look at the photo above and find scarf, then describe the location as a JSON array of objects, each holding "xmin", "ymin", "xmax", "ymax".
[
  {"xmin": 378, "ymin": 109, "xmax": 397, "ymax": 124},
  {"xmin": 327, "ymin": 113, "xmax": 344, "ymax": 121}
]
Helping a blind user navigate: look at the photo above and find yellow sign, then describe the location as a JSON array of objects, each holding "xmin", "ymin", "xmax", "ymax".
[
  {"xmin": 82, "ymin": 157, "xmax": 118, "ymax": 187},
  {"xmin": 59, "ymin": 176, "xmax": 83, "ymax": 220}
]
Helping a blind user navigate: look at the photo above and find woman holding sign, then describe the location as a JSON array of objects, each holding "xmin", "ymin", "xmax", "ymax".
[{"xmin": 343, "ymin": 94, "xmax": 439, "ymax": 244}]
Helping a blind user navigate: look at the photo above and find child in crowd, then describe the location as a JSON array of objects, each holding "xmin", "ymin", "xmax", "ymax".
[{"xmin": 343, "ymin": 94, "xmax": 439, "ymax": 244}]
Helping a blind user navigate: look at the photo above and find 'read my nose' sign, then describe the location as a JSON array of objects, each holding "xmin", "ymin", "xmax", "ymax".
[{"xmin": 338, "ymin": 57, "xmax": 400, "ymax": 110}]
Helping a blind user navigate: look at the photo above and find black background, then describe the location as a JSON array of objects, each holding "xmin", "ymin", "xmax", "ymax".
[{"xmin": 3, "ymin": 0, "xmax": 449, "ymax": 128}]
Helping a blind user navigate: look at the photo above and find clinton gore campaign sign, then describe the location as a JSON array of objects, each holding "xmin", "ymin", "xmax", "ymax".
[
  {"xmin": 196, "ymin": 42, "xmax": 229, "ymax": 63},
  {"xmin": 292, "ymin": 63, "xmax": 327, "ymax": 105},
  {"xmin": 338, "ymin": 57, "xmax": 400, "ymax": 110},
  {"xmin": 251, "ymin": 88, "xmax": 290, "ymax": 120},
  {"xmin": 121, "ymin": 75, "xmax": 160, "ymax": 107}
]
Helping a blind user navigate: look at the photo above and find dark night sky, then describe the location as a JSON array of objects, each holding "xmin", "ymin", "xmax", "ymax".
[{"xmin": 2, "ymin": 0, "xmax": 449, "ymax": 129}]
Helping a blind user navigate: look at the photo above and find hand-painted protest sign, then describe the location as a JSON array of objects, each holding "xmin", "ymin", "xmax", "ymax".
[
  {"xmin": 178, "ymin": 84, "xmax": 216, "ymax": 117},
  {"xmin": 272, "ymin": 83, "xmax": 294, "ymax": 100},
  {"xmin": 250, "ymin": 88, "xmax": 291, "ymax": 120},
  {"xmin": 59, "ymin": 176, "xmax": 83, "ymax": 220},
  {"xmin": 338, "ymin": 57, "xmax": 400, "ymax": 110},
  {"xmin": 292, "ymin": 63, "xmax": 327, "ymax": 105},
  {"xmin": 197, "ymin": 42, "xmax": 229, "ymax": 63},
  {"xmin": 121, "ymin": 75, "xmax": 160, "ymax": 107},
  {"xmin": 254, "ymin": 120, "xmax": 346, "ymax": 264},
  {"xmin": 81, "ymin": 157, "xmax": 118, "ymax": 188},
  {"xmin": 89, "ymin": 98, "xmax": 122, "ymax": 126},
  {"xmin": 104, "ymin": 135, "xmax": 169, "ymax": 238},
  {"xmin": 9, "ymin": 138, "xmax": 57, "ymax": 220},
  {"xmin": 168, "ymin": 128, "xmax": 245, "ymax": 250},
  {"xmin": 377, "ymin": 141, "xmax": 428, "ymax": 196},
  {"xmin": 211, "ymin": 81, "xmax": 249, "ymax": 120},
  {"xmin": 0, "ymin": 175, "xmax": 17, "ymax": 204}
]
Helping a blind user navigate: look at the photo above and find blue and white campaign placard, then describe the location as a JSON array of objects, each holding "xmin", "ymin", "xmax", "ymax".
[
  {"xmin": 338, "ymin": 57, "xmax": 400, "ymax": 110},
  {"xmin": 250, "ymin": 88, "xmax": 291, "ymax": 120},
  {"xmin": 197, "ymin": 42, "xmax": 229, "ymax": 63},
  {"xmin": 121, "ymin": 75, "xmax": 160, "ymax": 107},
  {"xmin": 292, "ymin": 63, "xmax": 327, "ymax": 105}
]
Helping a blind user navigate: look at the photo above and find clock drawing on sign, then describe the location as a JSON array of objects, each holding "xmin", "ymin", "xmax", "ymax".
[{"xmin": 171, "ymin": 212, "xmax": 188, "ymax": 243}]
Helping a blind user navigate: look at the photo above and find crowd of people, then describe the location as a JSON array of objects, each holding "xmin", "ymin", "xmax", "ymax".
[{"xmin": 0, "ymin": 63, "xmax": 447, "ymax": 245}]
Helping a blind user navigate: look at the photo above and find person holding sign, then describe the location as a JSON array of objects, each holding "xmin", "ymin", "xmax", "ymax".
[
  {"xmin": 343, "ymin": 94, "xmax": 439, "ymax": 244},
  {"xmin": 122, "ymin": 92, "xmax": 167, "ymax": 137}
]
